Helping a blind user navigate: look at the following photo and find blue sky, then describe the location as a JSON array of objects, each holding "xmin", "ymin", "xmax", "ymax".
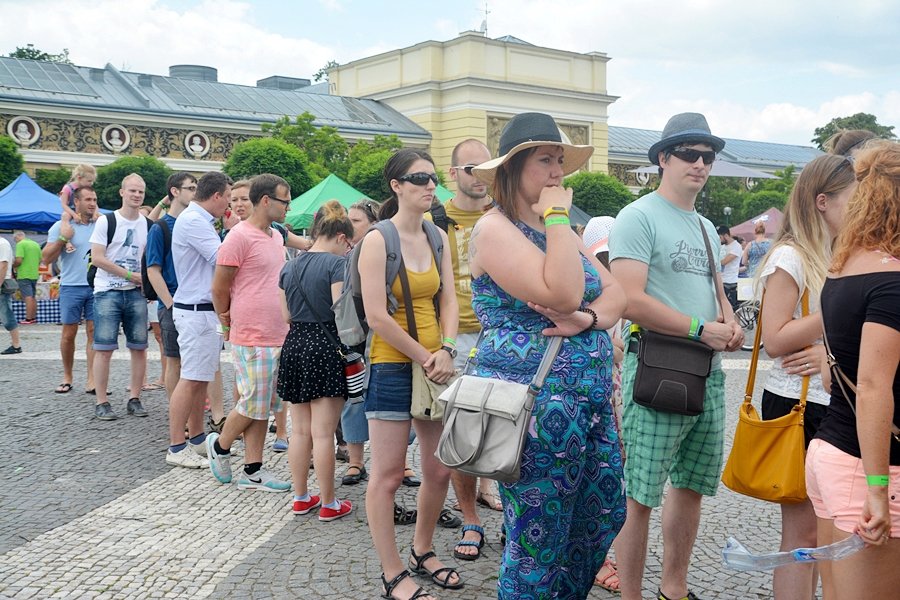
[{"xmin": 5, "ymin": 0, "xmax": 899, "ymax": 146}]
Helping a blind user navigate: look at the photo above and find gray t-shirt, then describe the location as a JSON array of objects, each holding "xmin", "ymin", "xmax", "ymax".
[{"xmin": 280, "ymin": 252, "xmax": 345, "ymax": 323}]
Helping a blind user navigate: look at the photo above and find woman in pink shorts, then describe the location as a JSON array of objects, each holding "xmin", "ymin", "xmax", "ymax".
[{"xmin": 808, "ymin": 140, "xmax": 900, "ymax": 600}]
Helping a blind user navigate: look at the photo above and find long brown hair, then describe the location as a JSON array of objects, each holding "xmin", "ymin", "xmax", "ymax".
[
  {"xmin": 490, "ymin": 148, "xmax": 536, "ymax": 222},
  {"xmin": 832, "ymin": 141, "xmax": 900, "ymax": 270},
  {"xmin": 754, "ymin": 154, "xmax": 855, "ymax": 295}
]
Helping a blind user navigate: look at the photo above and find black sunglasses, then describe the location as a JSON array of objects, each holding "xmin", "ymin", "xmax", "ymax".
[
  {"xmin": 452, "ymin": 164, "xmax": 475, "ymax": 175},
  {"xmin": 670, "ymin": 147, "xmax": 716, "ymax": 166},
  {"xmin": 398, "ymin": 172, "xmax": 438, "ymax": 186}
]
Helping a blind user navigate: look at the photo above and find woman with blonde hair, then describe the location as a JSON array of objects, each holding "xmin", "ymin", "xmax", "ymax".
[
  {"xmin": 278, "ymin": 200, "xmax": 354, "ymax": 522},
  {"xmin": 809, "ymin": 141, "xmax": 900, "ymax": 599},
  {"xmin": 469, "ymin": 112, "xmax": 627, "ymax": 598},
  {"xmin": 753, "ymin": 153, "xmax": 856, "ymax": 598}
]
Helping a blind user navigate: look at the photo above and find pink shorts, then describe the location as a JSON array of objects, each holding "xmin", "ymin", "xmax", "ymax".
[{"xmin": 806, "ymin": 439, "xmax": 900, "ymax": 537}]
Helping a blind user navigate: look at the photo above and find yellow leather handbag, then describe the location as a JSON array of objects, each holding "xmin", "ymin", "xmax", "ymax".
[{"xmin": 721, "ymin": 291, "xmax": 809, "ymax": 504}]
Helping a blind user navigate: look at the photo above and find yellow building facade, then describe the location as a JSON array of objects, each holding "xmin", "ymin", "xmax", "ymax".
[{"xmin": 330, "ymin": 31, "xmax": 617, "ymax": 174}]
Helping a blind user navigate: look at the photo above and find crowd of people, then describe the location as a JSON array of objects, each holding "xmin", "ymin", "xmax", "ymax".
[{"xmin": 1, "ymin": 111, "xmax": 897, "ymax": 600}]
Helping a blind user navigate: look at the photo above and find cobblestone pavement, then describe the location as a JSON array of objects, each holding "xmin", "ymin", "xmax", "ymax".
[{"xmin": 0, "ymin": 325, "xmax": 785, "ymax": 599}]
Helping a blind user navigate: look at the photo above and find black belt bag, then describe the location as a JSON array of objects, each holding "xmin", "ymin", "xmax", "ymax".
[{"xmin": 632, "ymin": 331, "xmax": 713, "ymax": 416}]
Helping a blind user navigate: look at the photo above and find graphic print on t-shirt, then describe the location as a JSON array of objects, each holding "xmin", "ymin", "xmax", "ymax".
[{"xmin": 669, "ymin": 239, "xmax": 711, "ymax": 276}]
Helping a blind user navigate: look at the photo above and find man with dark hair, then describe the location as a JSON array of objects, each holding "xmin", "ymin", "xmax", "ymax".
[
  {"xmin": 89, "ymin": 173, "xmax": 150, "ymax": 420},
  {"xmin": 206, "ymin": 173, "xmax": 292, "ymax": 492},
  {"xmin": 165, "ymin": 171, "xmax": 232, "ymax": 468},
  {"xmin": 147, "ymin": 171, "xmax": 224, "ymax": 436},
  {"xmin": 42, "ymin": 186, "xmax": 98, "ymax": 392},
  {"xmin": 609, "ymin": 113, "xmax": 743, "ymax": 600},
  {"xmin": 717, "ymin": 225, "xmax": 742, "ymax": 311}
]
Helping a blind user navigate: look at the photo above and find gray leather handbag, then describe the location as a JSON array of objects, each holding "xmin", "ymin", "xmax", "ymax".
[{"xmin": 435, "ymin": 336, "xmax": 563, "ymax": 483}]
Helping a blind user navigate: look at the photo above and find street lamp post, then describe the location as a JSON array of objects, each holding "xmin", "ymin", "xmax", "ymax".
[{"xmin": 723, "ymin": 206, "xmax": 732, "ymax": 226}]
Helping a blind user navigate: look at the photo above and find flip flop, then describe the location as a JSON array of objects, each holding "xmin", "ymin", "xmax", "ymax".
[
  {"xmin": 54, "ymin": 383, "xmax": 73, "ymax": 394},
  {"xmin": 141, "ymin": 382, "xmax": 165, "ymax": 391}
]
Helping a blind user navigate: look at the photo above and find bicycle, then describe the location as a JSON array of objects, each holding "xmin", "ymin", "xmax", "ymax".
[{"xmin": 734, "ymin": 300, "xmax": 761, "ymax": 352}]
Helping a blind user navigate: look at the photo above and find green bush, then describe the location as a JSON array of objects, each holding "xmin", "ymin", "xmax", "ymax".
[
  {"xmin": 34, "ymin": 167, "xmax": 71, "ymax": 194},
  {"xmin": 347, "ymin": 149, "xmax": 393, "ymax": 202},
  {"xmin": 0, "ymin": 136, "xmax": 24, "ymax": 190},
  {"xmin": 94, "ymin": 156, "xmax": 172, "ymax": 209},
  {"xmin": 563, "ymin": 171, "xmax": 634, "ymax": 217},
  {"xmin": 223, "ymin": 138, "xmax": 313, "ymax": 198}
]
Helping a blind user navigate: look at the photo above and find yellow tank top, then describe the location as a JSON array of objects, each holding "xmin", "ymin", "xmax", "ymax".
[{"xmin": 370, "ymin": 257, "xmax": 442, "ymax": 364}]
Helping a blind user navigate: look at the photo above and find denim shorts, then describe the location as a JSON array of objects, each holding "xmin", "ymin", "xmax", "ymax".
[
  {"xmin": 0, "ymin": 292, "xmax": 16, "ymax": 332},
  {"xmin": 93, "ymin": 288, "xmax": 148, "ymax": 351},
  {"xmin": 157, "ymin": 305, "xmax": 180, "ymax": 359},
  {"xmin": 16, "ymin": 278, "xmax": 36, "ymax": 298},
  {"xmin": 365, "ymin": 362, "xmax": 412, "ymax": 421},
  {"xmin": 341, "ymin": 395, "xmax": 369, "ymax": 443},
  {"xmin": 58, "ymin": 286, "xmax": 94, "ymax": 325}
]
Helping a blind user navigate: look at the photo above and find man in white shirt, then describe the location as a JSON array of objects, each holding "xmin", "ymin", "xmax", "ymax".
[
  {"xmin": 718, "ymin": 225, "xmax": 742, "ymax": 311},
  {"xmin": 0, "ymin": 235, "xmax": 22, "ymax": 355},
  {"xmin": 89, "ymin": 173, "xmax": 150, "ymax": 420},
  {"xmin": 165, "ymin": 171, "xmax": 232, "ymax": 469}
]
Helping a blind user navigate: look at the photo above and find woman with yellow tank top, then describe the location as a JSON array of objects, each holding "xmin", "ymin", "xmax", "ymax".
[{"xmin": 359, "ymin": 149, "xmax": 459, "ymax": 600}]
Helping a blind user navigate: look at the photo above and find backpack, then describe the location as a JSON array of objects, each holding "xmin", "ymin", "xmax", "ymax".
[
  {"xmin": 428, "ymin": 201, "xmax": 458, "ymax": 233},
  {"xmin": 140, "ymin": 219, "xmax": 171, "ymax": 301},
  {"xmin": 333, "ymin": 219, "xmax": 443, "ymax": 347},
  {"xmin": 86, "ymin": 212, "xmax": 153, "ymax": 289}
]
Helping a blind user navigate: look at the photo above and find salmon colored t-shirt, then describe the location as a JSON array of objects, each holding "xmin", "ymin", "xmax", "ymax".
[{"xmin": 216, "ymin": 220, "xmax": 289, "ymax": 347}]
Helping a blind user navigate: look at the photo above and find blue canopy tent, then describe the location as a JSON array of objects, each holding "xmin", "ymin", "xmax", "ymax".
[{"xmin": 0, "ymin": 173, "xmax": 65, "ymax": 232}]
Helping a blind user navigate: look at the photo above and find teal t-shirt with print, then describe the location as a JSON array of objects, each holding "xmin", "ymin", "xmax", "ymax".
[{"xmin": 609, "ymin": 191, "xmax": 722, "ymax": 365}]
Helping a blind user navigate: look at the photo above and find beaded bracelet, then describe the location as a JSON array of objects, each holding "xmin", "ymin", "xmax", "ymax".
[{"xmin": 579, "ymin": 307, "xmax": 598, "ymax": 331}]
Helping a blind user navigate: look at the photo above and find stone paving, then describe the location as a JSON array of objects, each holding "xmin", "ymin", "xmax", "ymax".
[{"xmin": 0, "ymin": 324, "xmax": 786, "ymax": 599}]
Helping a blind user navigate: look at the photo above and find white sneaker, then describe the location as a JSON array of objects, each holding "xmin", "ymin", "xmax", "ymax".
[
  {"xmin": 166, "ymin": 447, "xmax": 210, "ymax": 469},
  {"xmin": 237, "ymin": 467, "xmax": 291, "ymax": 492},
  {"xmin": 191, "ymin": 440, "xmax": 208, "ymax": 457}
]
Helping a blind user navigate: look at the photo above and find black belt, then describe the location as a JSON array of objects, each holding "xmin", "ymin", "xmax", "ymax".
[{"xmin": 174, "ymin": 302, "xmax": 215, "ymax": 312}]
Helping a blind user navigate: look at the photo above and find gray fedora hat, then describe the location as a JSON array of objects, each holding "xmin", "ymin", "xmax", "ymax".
[
  {"xmin": 648, "ymin": 112, "xmax": 725, "ymax": 165},
  {"xmin": 472, "ymin": 112, "xmax": 594, "ymax": 186}
]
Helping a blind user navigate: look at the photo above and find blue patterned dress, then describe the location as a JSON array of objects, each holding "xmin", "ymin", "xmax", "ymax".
[{"xmin": 472, "ymin": 221, "xmax": 626, "ymax": 599}]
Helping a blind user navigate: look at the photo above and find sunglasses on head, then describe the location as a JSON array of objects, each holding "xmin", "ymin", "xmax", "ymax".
[
  {"xmin": 452, "ymin": 164, "xmax": 475, "ymax": 175},
  {"xmin": 670, "ymin": 146, "xmax": 716, "ymax": 166},
  {"xmin": 397, "ymin": 172, "xmax": 438, "ymax": 186}
]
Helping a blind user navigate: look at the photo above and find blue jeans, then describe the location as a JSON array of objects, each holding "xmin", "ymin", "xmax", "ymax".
[
  {"xmin": 93, "ymin": 288, "xmax": 148, "ymax": 351},
  {"xmin": 341, "ymin": 396, "xmax": 369, "ymax": 444}
]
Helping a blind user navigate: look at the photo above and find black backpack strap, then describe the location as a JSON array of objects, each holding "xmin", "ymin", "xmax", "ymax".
[
  {"xmin": 158, "ymin": 218, "xmax": 172, "ymax": 260},
  {"xmin": 105, "ymin": 212, "xmax": 117, "ymax": 245}
]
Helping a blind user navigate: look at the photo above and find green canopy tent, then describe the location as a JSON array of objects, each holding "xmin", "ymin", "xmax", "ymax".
[
  {"xmin": 285, "ymin": 174, "xmax": 370, "ymax": 231},
  {"xmin": 434, "ymin": 184, "xmax": 453, "ymax": 202}
]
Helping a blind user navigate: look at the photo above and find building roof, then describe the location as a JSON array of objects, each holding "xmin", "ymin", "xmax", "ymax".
[
  {"xmin": 0, "ymin": 57, "xmax": 429, "ymax": 139},
  {"xmin": 609, "ymin": 125, "xmax": 822, "ymax": 171}
]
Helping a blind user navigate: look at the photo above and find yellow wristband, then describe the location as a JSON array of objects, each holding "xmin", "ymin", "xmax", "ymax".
[{"xmin": 543, "ymin": 206, "xmax": 569, "ymax": 220}]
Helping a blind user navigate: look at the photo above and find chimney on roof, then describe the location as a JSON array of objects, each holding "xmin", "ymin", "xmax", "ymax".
[
  {"xmin": 169, "ymin": 65, "xmax": 218, "ymax": 82},
  {"xmin": 256, "ymin": 75, "xmax": 311, "ymax": 91}
]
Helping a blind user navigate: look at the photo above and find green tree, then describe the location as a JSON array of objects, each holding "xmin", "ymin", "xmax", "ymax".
[
  {"xmin": 8, "ymin": 44, "xmax": 71, "ymax": 64},
  {"xmin": 34, "ymin": 167, "xmax": 71, "ymax": 194},
  {"xmin": 811, "ymin": 113, "xmax": 896, "ymax": 150},
  {"xmin": 313, "ymin": 60, "xmax": 339, "ymax": 82},
  {"xmin": 223, "ymin": 138, "xmax": 313, "ymax": 198},
  {"xmin": 0, "ymin": 136, "xmax": 24, "ymax": 190},
  {"xmin": 741, "ymin": 190, "xmax": 787, "ymax": 222},
  {"xmin": 345, "ymin": 135, "xmax": 408, "ymax": 201},
  {"xmin": 563, "ymin": 171, "xmax": 634, "ymax": 217},
  {"xmin": 262, "ymin": 112, "xmax": 349, "ymax": 180},
  {"xmin": 94, "ymin": 156, "xmax": 172, "ymax": 209}
]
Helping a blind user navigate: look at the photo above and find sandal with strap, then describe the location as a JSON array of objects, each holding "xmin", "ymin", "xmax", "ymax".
[
  {"xmin": 453, "ymin": 524, "xmax": 485, "ymax": 561},
  {"xmin": 380, "ymin": 570, "xmax": 432, "ymax": 600},
  {"xmin": 394, "ymin": 502, "xmax": 417, "ymax": 525},
  {"xmin": 408, "ymin": 547, "xmax": 464, "ymax": 590},
  {"xmin": 593, "ymin": 557, "xmax": 620, "ymax": 592}
]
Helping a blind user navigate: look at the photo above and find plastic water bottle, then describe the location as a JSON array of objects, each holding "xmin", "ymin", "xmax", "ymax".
[{"xmin": 722, "ymin": 534, "xmax": 866, "ymax": 571}]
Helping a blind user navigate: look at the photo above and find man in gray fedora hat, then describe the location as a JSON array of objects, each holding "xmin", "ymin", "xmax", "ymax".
[{"xmin": 608, "ymin": 112, "xmax": 744, "ymax": 600}]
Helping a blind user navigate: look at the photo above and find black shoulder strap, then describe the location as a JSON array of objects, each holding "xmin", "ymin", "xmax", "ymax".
[
  {"xmin": 157, "ymin": 219, "xmax": 172, "ymax": 258},
  {"xmin": 293, "ymin": 256, "xmax": 345, "ymax": 356},
  {"xmin": 105, "ymin": 212, "xmax": 117, "ymax": 245}
]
